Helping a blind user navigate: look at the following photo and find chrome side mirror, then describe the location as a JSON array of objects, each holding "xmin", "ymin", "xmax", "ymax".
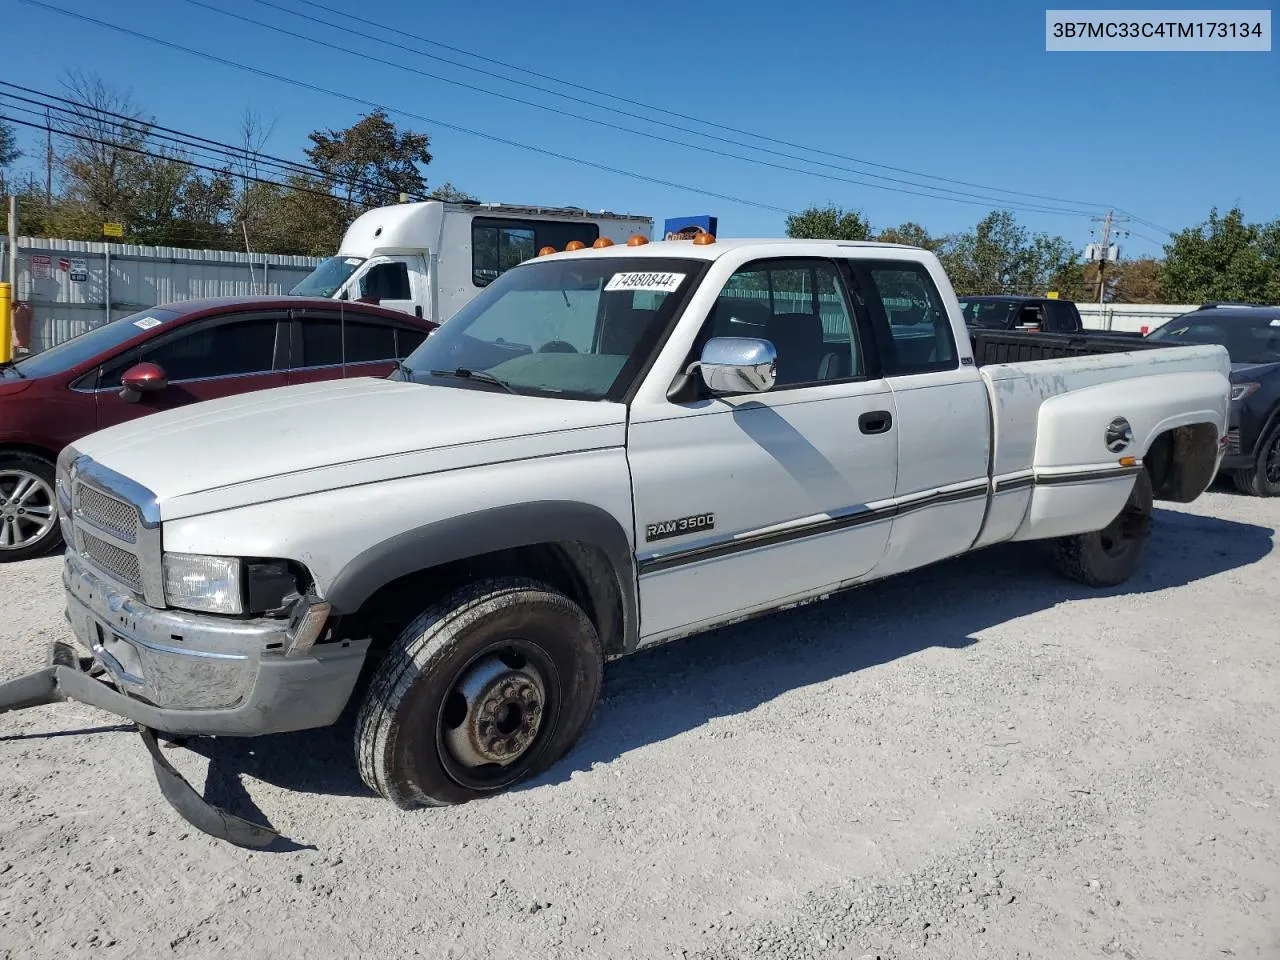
[{"xmin": 698, "ymin": 337, "xmax": 776, "ymax": 394}]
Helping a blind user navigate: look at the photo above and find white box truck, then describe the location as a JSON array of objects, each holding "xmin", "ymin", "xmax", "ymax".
[{"xmin": 287, "ymin": 200, "xmax": 654, "ymax": 323}]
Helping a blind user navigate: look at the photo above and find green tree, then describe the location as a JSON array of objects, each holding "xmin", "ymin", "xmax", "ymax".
[
  {"xmin": 1160, "ymin": 206, "xmax": 1279, "ymax": 303},
  {"xmin": 306, "ymin": 109, "xmax": 434, "ymax": 213},
  {"xmin": 941, "ymin": 210, "xmax": 1079, "ymax": 296},
  {"xmin": 785, "ymin": 205, "xmax": 872, "ymax": 241},
  {"xmin": 875, "ymin": 221, "xmax": 945, "ymax": 251},
  {"xmin": 0, "ymin": 118, "xmax": 20, "ymax": 191}
]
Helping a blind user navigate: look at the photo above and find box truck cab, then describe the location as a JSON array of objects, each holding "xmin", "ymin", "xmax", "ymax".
[{"xmin": 287, "ymin": 200, "xmax": 654, "ymax": 323}]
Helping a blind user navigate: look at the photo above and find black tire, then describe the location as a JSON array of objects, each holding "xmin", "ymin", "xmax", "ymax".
[
  {"xmin": 355, "ymin": 577, "xmax": 603, "ymax": 809},
  {"xmin": 0, "ymin": 451, "xmax": 63, "ymax": 563},
  {"xmin": 1053, "ymin": 468, "xmax": 1154, "ymax": 587},
  {"xmin": 1231, "ymin": 422, "xmax": 1280, "ymax": 497}
]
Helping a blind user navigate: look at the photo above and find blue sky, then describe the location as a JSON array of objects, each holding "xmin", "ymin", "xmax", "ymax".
[{"xmin": 4, "ymin": 0, "xmax": 1278, "ymax": 256}]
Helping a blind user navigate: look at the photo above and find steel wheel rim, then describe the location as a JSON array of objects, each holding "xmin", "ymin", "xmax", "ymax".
[
  {"xmin": 0, "ymin": 470, "xmax": 57, "ymax": 551},
  {"xmin": 436, "ymin": 638, "xmax": 560, "ymax": 791}
]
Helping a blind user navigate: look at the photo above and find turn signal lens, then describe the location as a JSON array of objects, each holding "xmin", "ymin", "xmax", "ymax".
[
  {"xmin": 626, "ymin": 235, "xmax": 649, "ymax": 246},
  {"xmin": 1118, "ymin": 456, "xmax": 1137, "ymax": 467}
]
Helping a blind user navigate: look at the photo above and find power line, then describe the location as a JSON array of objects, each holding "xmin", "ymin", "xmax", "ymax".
[
  {"xmin": 277, "ymin": 0, "xmax": 1120, "ymax": 214},
  {"xmin": 0, "ymin": 113, "xmax": 345, "ymax": 203},
  {"xmin": 185, "ymin": 0, "xmax": 1098, "ymax": 218},
  {"xmin": 19, "ymin": 0, "xmax": 796, "ymax": 217},
  {"xmin": 0, "ymin": 82, "xmax": 440, "ymax": 204}
]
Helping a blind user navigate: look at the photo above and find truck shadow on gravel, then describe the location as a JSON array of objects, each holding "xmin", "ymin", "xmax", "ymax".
[{"xmin": 181, "ymin": 507, "xmax": 1272, "ymax": 830}]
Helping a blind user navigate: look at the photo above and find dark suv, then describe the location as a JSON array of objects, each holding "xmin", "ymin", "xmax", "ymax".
[
  {"xmin": 1147, "ymin": 305, "xmax": 1280, "ymax": 496},
  {"xmin": 0, "ymin": 296, "xmax": 436, "ymax": 561}
]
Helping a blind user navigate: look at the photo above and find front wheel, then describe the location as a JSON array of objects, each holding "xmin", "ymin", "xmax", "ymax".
[
  {"xmin": 354, "ymin": 577, "xmax": 604, "ymax": 808},
  {"xmin": 0, "ymin": 452, "xmax": 63, "ymax": 563},
  {"xmin": 1053, "ymin": 468, "xmax": 1154, "ymax": 587}
]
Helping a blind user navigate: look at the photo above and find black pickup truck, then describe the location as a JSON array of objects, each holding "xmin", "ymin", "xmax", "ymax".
[{"xmin": 959, "ymin": 295, "xmax": 1087, "ymax": 334}]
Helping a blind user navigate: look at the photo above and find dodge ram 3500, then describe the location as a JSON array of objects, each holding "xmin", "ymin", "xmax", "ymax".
[{"xmin": 0, "ymin": 237, "xmax": 1231, "ymax": 845}]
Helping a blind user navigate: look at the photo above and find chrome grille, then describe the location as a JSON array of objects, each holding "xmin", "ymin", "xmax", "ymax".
[
  {"xmin": 74, "ymin": 483, "xmax": 140, "ymax": 543},
  {"xmin": 77, "ymin": 529, "xmax": 142, "ymax": 592}
]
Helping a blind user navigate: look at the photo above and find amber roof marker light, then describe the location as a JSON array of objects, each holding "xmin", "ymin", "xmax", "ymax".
[
  {"xmin": 592, "ymin": 237, "xmax": 614, "ymax": 248},
  {"xmin": 537, "ymin": 246, "xmax": 557, "ymax": 256},
  {"xmin": 692, "ymin": 231, "xmax": 716, "ymax": 245},
  {"xmin": 565, "ymin": 240, "xmax": 587, "ymax": 251},
  {"xmin": 626, "ymin": 235, "xmax": 649, "ymax": 246}
]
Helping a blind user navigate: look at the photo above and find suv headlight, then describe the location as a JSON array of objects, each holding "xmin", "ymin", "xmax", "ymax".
[
  {"xmin": 1231, "ymin": 382, "xmax": 1260, "ymax": 402},
  {"xmin": 162, "ymin": 554, "xmax": 307, "ymax": 616}
]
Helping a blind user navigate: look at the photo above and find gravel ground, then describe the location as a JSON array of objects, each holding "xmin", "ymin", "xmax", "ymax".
[{"xmin": 1, "ymin": 486, "xmax": 1277, "ymax": 960}]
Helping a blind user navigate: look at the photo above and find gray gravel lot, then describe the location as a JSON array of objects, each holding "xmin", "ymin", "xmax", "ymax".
[{"xmin": 1, "ymin": 486, "xmax": 1278, "ymax": 959}]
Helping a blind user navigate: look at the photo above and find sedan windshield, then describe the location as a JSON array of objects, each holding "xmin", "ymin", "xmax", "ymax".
[
  {"xmin": 399, "ymin": 256, "xmax": 704, "ymax": 400},
  {"xmin": 13, "ymin": 306, "xmax": 183, "ymax": 378},
  {"xmin": 289, "ymin": 256, "xmax": 365, "ymax": 298},
  {"xmin": 1147, "ymin": 312, "xmax": 1280, "ymax": 364}
]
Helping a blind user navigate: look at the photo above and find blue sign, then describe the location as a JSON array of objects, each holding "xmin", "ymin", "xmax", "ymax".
[{"xmin": 663, "ymin": 215, "xmax": 717, "ymax": 240}]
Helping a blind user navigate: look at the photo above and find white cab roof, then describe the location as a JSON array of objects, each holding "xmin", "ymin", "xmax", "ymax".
[{"xmin": 535, "ymin": 237, "xmax": 925, "ymax": 263}]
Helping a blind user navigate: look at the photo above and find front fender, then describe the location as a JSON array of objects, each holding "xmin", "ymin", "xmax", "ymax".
[{"xmin": 159, "ymin": 450, "xmax": 640, "ymax": 647}]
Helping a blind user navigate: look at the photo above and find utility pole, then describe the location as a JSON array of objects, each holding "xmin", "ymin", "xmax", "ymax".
[
  {"xmin": 1087, "ymin": 210, "xmax": 1129, "ymax": 308},
  {"xmin": 44, "ymin": 107, "xmax": 53, "ymax": 203}
]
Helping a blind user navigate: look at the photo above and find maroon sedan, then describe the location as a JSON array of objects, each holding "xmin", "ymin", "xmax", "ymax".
[{"xmin": 0, "ymin": 296, "xmax": 436, "ymax": 562}]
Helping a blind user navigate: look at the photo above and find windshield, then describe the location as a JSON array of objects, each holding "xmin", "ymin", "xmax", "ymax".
[
  {"xmin": 1147, "ymin": 312, "xmax": 1280, "ymax": 364},
  {"xmin": 13, "ymin": 306, "xmax": 183, "ymax": 378},
  {"xmin": 289, "ymin": 256, "xmax": 365, "ymax": 298},
  {"xmin": 958, "ymin": 299, "xmax": 1019, "ymax": 329},
  {"xmin": 399, "ymin": 256, "xmax": 705, "ymax": 400}
]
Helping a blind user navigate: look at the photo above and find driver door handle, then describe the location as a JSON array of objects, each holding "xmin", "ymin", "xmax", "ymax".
[{"xmin": 858, "ymin": 410, "xmax": 893, "ymax": 435}]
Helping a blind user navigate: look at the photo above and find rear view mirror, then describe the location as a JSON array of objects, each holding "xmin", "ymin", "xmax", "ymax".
[
  {"xmin": 119, "ymin": 362, "xmax": 168, "ymax": 403},
  {"xmin": 698, "ymin": 337, "xmax": 777, "ymax": 394}
]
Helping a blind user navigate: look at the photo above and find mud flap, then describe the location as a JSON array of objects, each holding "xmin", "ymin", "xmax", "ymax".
[{"xmin": 137, "ymin": 726, "xmax": 281, "ymax": 849}]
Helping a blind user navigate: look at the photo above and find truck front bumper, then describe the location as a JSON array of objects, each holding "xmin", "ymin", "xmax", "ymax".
[
  {"xmin": 0, "ymin": 554, "xmax": 371, "ymax": 847},
  {"xmin": 55, "ymin": 550, "xmax": 369, "ymax": 737}
]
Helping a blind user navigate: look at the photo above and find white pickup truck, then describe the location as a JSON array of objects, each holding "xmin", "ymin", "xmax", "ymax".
[{"xmin": 1, "ymin": 236, "xmax": 1231, "ymax": 845}]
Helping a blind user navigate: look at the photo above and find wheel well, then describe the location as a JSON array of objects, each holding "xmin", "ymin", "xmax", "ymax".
[
  {"xmin": 333, "ymin": 540, "xmax": 627, "ymax": 660},
  {"xmin": 1144, "ymin": 423, "xmax": 1220, "ymax": 503},
  {"xmin": 0, "ymin": 443, "xmax": 57, "ymax": 465}
]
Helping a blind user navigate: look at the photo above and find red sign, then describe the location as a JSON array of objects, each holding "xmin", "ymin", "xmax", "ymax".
[{"xmin": 30, "ymin": 254, "xmax": 52, "ymax": 280}]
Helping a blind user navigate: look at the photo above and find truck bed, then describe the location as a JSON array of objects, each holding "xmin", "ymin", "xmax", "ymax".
[{"xmin": 969, "ymin": 329, "xmax": 1160, "ymax": 366}]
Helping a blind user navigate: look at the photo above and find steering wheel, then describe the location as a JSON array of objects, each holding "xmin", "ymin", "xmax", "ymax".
[{"xmin": 537, "ymin": 340, "xmax": 579, "ymax": 354}]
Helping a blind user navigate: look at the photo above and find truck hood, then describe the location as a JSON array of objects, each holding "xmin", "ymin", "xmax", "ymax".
[{"xmin": 72, "ymin": 377, "xmax": 627, "ymax": 518}]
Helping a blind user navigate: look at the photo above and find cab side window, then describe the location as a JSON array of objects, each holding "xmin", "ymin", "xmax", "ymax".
[
  {"xmin": 703, "ymin": 258, "xmax": 863, "ymax": 389},
  {"xmin": 860, "ymin": 263, "xmax": 957, "ymax": 374},
  {"xmin": 359, "ymin": 262, "xmax": 412, "ymax": 302}
]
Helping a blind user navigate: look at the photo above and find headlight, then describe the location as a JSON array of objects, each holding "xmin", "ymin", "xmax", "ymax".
[
  {"xmin": 1231, "ymin": 382, "xmax": 1260, "ymax": 402},
  {"xmin": 163, "ymin": 553, "xmax": 243, "ymax": 614},
  {"xmin": 162, "ymin": 554, "xmax": 307, "ymax": 616}
]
